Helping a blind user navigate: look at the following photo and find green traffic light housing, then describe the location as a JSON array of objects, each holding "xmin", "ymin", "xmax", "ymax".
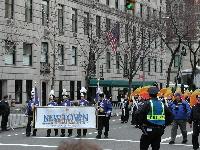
[
  {"xmin": 126, "ymin": 0, "xmax": 135, "ymax": 10},
  {"xmin": 127, "ymin": 3, "xmax": 134, "ymax": 10}
]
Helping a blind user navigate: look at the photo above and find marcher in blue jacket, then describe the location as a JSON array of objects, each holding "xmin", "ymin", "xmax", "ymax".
[
  {"xmin": 96, "ymin": 92, "xmax": 112, "ymax": 139},
  {"xmin": 168, "ymin": 92, "xmax": 191, "ymax": 144}
]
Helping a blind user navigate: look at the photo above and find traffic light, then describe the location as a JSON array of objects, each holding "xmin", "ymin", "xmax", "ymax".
[{"xmin": 126, "ymin": 0, "xmax": 135, "ymax": 10}]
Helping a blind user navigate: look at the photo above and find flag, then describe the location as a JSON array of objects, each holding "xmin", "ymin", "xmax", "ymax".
[
  {"xmin": 106, "ymin": 24, "xmax": 119, "ymax": 53},
  {"xmin": 33, "ymin": 87, "xmax": 40, "ymax": 106}
]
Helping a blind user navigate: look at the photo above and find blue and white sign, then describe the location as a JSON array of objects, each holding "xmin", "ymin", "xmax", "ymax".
[{"xmin": 34, "ymin": 106, "xmax": 96, "ymax": 129}]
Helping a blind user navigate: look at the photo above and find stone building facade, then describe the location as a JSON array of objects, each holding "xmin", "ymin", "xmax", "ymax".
[{"xmin": 0, "ymin": 0, "xmax": 167, "ymax": 105}]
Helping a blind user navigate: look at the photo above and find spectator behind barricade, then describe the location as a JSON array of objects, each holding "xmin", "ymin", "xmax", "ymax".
[
  {"xmin": 1, "ymin": 95, "xmax": 10, "ymax": 131},
  {"xmin": 57, "ymin": 140, "xmax": 102, "ymax": 150}
]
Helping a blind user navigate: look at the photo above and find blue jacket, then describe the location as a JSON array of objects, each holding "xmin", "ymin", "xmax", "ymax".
[
  {"xmin": 79, "ymin": 99, "xmax": 89, "ymax": 106},
  {"xmin": 168, "ymin": 100, "xmax": 191, "ymax": 120},
  {"xmin": 47, "ymin": 100, "xmax": 58, "ymax": 106},
  {"xmin": 97, "ymin": 98, "xmax": 112, "ymax": 117},
  {"xmin": 61, "ymin": 99, "xmax": 73, "ymax": 106},
  {"xmin": 26, "ymin": 98, "xmax": 40, "ymax": 116}
]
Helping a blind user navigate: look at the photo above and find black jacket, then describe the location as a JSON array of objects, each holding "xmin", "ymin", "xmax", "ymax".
[
  {"xmin": 0, "ymin": 100, "xmax": 10, "ymax": 115},
  {"xmin": 135, "ymin": 99, "xmax": 174, "ymax": 127},
  {"xmin": 189, "ymin": 103, "xmax": 200, "ymax": 124}
]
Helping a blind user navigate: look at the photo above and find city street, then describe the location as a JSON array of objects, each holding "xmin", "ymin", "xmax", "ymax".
[{"xmin": 0, "ymin": 115, "xmax": 194, "ymax": 150}]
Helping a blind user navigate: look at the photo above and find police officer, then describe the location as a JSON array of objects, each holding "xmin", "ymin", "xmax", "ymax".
[
  {"xmin": 120, "ymin": 93, "xmax": 130, "ymax": 123},
  {"xmin": 60, "ymin": 89, "xmax": 73, "ymax": 137},
  {"xmin": 46, "ymin": 90, "xmax": 58, "ymax": 137},
  {"xmin": 1, "ymin": 95, "xmax": 10, "ymax": 131},
  {"xmin": 96, "ymin": 92, "xmax": 112, "ymax": 139},
  {"xmin": 135, "ymin": 86, "xmax": 173, "ymax": 150},
  {"xmin": 189, "ymin": 95, "xmax": 200, "ymax": 150},
  {"xmin": 26, "ymin": 88, "xmax": 39, "ymax": 136},
  {"xmin": 76, "ymin": 87, "xmax": 89, "ymax": 137}
]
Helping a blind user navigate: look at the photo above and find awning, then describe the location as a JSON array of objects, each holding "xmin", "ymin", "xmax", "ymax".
[{"xmin": 89, "ymin": 79, "xmax": 157, "ymax": 88}]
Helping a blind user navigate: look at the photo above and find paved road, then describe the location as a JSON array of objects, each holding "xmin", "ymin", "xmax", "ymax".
[{"xmin": 0, "ymin": 115, "xmax": 194, "ymax": 150}]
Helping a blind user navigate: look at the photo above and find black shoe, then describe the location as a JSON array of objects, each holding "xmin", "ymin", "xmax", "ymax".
[
  {"xmin": 83, "ymin": 134, "xmax": 86, "ymax": 137},
  {"xmin": 26, "ymin": 134, "xmax": 30, "ymax": 137},
  {"xmin": 182, "ymin": 140, "xmax": 188, "ymax": 144},
  {"xmin": 32, "ymin": 133, "xmax": 36, "ymax": 136},
  {"xmin": 55, "ymin": 133, "xmax": 58, "ymax": 136},
  {"xmin": 193, "ymin": 147, "xmax": 199, "ymax": 150},
  {"xmin": 68, "ymin": 134, "xmax": 72, "ymax": 137},
  {"xmin": 2, "ymin": 129, "xmax": 9, "ymax": 131},
  {"xmin": 104, "ymin": 136, "xmax": 108, "ymax": 139},
  {"xmin": 96, "ymin": 135, "xmax": 101, "ymax": 139},
  {"xmin": 46, "ymin": 134, "xmax": 50, "ymax": 137},
  {"xmin": 76, "ymin": 135, "xmax": 81, "ymax": 138},
  {"xmin": 60, "ymin": 134, "xmax": 65, "ymax": 137},
  {"xmin": 169, "ymin": 141, "xmax": 175, "ymax": 144}
]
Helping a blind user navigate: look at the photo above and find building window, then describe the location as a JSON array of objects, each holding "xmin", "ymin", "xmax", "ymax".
[
  {"xmin": 106, "ymin": 52, "xmax": 111, "ymax": 69},
  {"xmin": 42, "ymin": 0, "xmax": 49, "ymax": 26},
  {"xmin": 140, "ymin": 4, "xmax": 143, "ymax": 18},
  {"xmin": 140, "ymin": 57, "xmax": 144, "ymax": 71},
  {"xmin": 15, "ymin": 80, "xmax": 22, "ymax": 104},
  {"xmin": 148, "ymin": 58, "xmax": 151, "ymax": 72},
  {"xmin": 148, "ymin": 31, "xmax": 151, "ymax": 48},
  {"xmin": 72, "ymin": 8, "xmax": 77, "ymax": 33},
  {"xmin": 25, "ymin": 0, "xmax": 32, "ymax": 22},
  {"xmin": 125, "ymin": 24, "xmax": 128, "ymax": 43},
  {"xmin": 71, "ymin": 46, "xmax": 77, "ymax": 65},
  {"xmin": 106, "ymin": 18, "xmax": 110, "ymax": 32},
  {"xmin": 59, "ymin": 81, "xmax": 62, "ymax": 100},
  {"xmin": 153, "ymin": 9, "xmax": 157, "ymax": 19},
  {"xmin": 41, "ymin": 42, "xmax": 48, "ymax": 63},
  {"xmin": 116, "ymin": 52, "xmax": 120, "ymax": 69},
  {"xmin": 23, "ymin": 43, "xmax": 32, "ymax": 66},
  {"xmin": 174, "ymin": 55, "xmax": 180, "ymax": 67},
  {"xmin": 77, "ymin": 81, "xmax": 81, "ymax": 100},
  {"xmin": 147, "ymin": 7, "xmax": 150, "ymax": 20},
  {"xmin": 5, "ymin": 0, "xmax": 14, "ymax": 19},
  {"xmin": 58, "ymin": 44, "xmax": 64, "ymax": 65},
  {"xmin": 106, "ymin": 0, "xmax": 110, "ymax": 5},
  {"xmin": 160, "ymin": 36, "xmax": 163, "ymax": 48},
  {"xmin": 124, "ymin": 54, "xmax": 128, "ymax": 76},
  {"xmin": 58, "ymin": 4, "xmax": 64, "ymax": 34},
  {"xmin": 155, "ymin": 36, "xmax": 157, "ymax": 49},
  {"xmin": 70, "ymin": 81, "xmax": 75, "ymax": 100},
  {"xmin": 160, "ymin": 60, "xmax": 163, "ymax": 73},
  {"xmin": 84, "ymin": 12, "xmax": 89, "ymax": 35},
  {"xmin": 154, "ymin": 59, "xmax": 157, "ymax": 72},
  {"xmin": 115, "ymin": 0, "xmax": 119, "ymax": 9},
  {"xmin": 4, "ymin": 41, "xmax": 15, "ymax": 65},
  {"xmin": 96, "ymin": 15, "xmax": 101, "ymax": 38},
  {"xmin": 26, "ymin": 80, "xmax": 32, "ymax": 100}
]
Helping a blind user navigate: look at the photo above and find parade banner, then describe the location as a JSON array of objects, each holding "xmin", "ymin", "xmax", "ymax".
[{"xmin": 34, "ymin": 106, "xmax": 96, "ymax": 129}]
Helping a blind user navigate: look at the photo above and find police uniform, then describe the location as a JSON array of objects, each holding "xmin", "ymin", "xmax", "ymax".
[
  {"xmin": 60, "ymin": 89, "xmax": 73, "ymax": 137},
  {"xmin": 96, "ymin": 92, "xmax": 112, "ymax": 139},
  {"xmin": 46, "ymin": 90, "xmax": 58, "ymax": 137},
  {"xmin": 26, "ymin": 88, "xmax": 39, "ymax": 136},
  {"xmin": 135, "ymin": 87, "xmax": 173, "ymax": 150},
  {"xmin": 1, "ymin": 95, "xmax": 10, "ymax": 131},
  {"xmin": 189, "ymin": 96, "xmax": 200, "ymax": 150}
]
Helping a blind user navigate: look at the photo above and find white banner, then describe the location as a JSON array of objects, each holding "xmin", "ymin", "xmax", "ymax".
[{"xmin": 34, "ymin": 106, "xmax": 96, "ymax": 129}]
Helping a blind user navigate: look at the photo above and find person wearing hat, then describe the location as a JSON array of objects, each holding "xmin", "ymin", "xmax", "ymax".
[
  {"xmin": 168, "ymin": 92, "xmax": 191, "ymax": 144},
  {"xmin": 46, "ymin": 90, "xmax": 58, "ymax": 137},
  {"xmin": 60, "ymin": 89, "xmax": 73, "ymax": 137},
  {"xmin": 25, "ymin": 88, "xmax": 40, "ymax": 137},
  {"xmin": 76, "ymin": 87, "xmax": 89, "ymax": 137},
  {"xmin": 96, "ymin": 91, "xmax": 112, "ymax": 139},
  {"xmin": 135, "ymin": 86, "xmax": 173, "ymax": 150},
  {"xmin": 189, "ymin": 95, "xmax": 200, "ymax": 150}
]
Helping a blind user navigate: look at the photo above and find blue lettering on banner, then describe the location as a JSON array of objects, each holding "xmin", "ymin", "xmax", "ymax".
[{"xmin": 43, "ymin": 112, "xmax": 89, "ymax": 125}]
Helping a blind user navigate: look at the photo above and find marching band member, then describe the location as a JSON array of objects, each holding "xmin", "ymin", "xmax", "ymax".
[
  {"xmin": 46, "ymin": 90, "xmax": 58, "ymax": 137},
  {"xmin": 76, "ymin": 87, "xmax": 89, "ymax": 137},
  {"xmin": 60, "ymin": 89, "xmax": 73, "ymax": 137},
  {"xmin": 25, "ymin": 88, "xmax": 40, "ymax": 137},
  {"xmin": 96, "ymin": 91, "xmax": 112, "ymax": 139},
  {"xmin": 120, "ymin": 93, "xmax": 130, "ymax": 123}
]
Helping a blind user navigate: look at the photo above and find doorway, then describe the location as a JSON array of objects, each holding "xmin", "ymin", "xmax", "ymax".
[{"xmin": 42, "ymin": 82, "xmax": 47, "ymax": 106}]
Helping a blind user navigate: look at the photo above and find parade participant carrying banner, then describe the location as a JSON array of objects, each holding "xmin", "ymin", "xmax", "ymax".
[
  {"xmin": 46, "ymin": 90, "xmax": 58, "ymax": 137},
  {"xmin": 60, "ymin": 89, "xmax": 73, "ymax": 137},
  {"xmin": 25, "ymin": 86, "xmax": 40, "ymax": 137}
]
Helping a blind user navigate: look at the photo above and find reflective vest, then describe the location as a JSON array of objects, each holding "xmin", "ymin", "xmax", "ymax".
[{"xmin": 147, "ymin": 99, "xmax": 165, "ymax": 126}]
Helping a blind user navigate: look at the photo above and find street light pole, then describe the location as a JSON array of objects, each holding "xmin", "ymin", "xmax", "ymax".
[{"xmin": 174, "ymin": 46, "xmax": 186, "ymax": 92}]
